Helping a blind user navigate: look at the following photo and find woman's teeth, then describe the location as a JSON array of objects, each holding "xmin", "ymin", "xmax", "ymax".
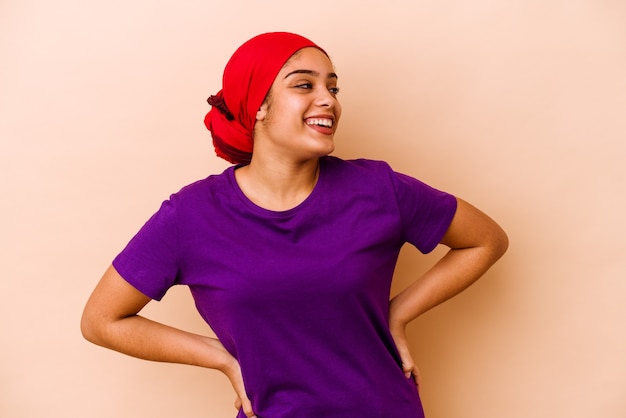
[{"xmin": 306, "ymin": 118, "xmax": 333, "ymax": 128}]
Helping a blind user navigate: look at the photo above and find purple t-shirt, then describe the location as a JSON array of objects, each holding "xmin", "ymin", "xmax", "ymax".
[{"xmin": 113, "ymin": 156, "xmax": 457, "ymax": 418}]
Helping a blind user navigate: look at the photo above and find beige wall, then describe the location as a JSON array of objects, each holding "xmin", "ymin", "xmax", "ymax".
[{"xmin": 2, "ymin": 1, "xmax": 625, "ymax": 417}]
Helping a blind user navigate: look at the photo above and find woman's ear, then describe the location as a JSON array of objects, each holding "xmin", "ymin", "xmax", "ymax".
[{"xmin": 256, "ymin": 102, "xmax": 268, "ymax": 122}]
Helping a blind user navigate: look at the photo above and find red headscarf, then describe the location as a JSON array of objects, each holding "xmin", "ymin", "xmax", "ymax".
[{"xmin": 204, "ymin": 32, "xmax": 325, "ymax": 165}]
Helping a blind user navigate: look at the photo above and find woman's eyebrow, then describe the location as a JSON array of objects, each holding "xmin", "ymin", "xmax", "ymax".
[{"xmin": 284, "ymin": 69, "xmax": 338, "ymax": 80}]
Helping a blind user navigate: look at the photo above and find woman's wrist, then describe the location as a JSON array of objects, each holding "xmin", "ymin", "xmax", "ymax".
[
  {"xmin": 199, "ymin": 336, "xmax": 236, "ymax": 372},
  {"xmin": 388, "ymin": 298, "xmax": 409, "ymax": 331}
]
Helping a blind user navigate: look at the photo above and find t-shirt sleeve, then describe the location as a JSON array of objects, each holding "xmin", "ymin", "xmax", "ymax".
[
  {"xmin": 112, "ymin": 196, "xmax": 181, "ymax": 301},
  {"xmin": 390, "ymin": 169, "xmax": 457, "ymax": 253}
]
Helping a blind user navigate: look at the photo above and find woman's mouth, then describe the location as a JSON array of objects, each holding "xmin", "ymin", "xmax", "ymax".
[
  {"xmin": 305, "ymin": 117, "xmax": 334, "ymax": 135},
  {"xmin": 305, "ymin": 118, "xmax": 333, "ymax": 128}
]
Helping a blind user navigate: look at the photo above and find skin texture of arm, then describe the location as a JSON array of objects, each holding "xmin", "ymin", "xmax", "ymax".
[
  {"xmin": 80, "ymin": 265, "xmax": 257, "ymax": 417},
  {"xmin": 388, "ymin": 197, "xmax": 509, "ymax": 385}
]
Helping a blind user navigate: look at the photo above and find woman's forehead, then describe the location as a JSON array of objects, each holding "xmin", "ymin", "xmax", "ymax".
[{"xmin": 280, "ymin": 47, "xmax": 335, "ymax": 76}]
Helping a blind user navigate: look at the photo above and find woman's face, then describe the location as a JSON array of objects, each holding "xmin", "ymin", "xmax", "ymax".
[{"xmin": 253, "ymin": 47, "xmax": 342, "ymax": 162}]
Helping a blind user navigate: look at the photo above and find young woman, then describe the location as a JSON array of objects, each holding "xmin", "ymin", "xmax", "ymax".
[{"xmin": 81, "ymin": 32, "xmax": 508, "ymax": 418}]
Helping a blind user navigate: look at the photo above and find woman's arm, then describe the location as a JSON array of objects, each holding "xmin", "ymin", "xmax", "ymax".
[
  {"xmin": 81, "ymin": 265, "xmax": 257, "ymax": 417},
  {"xmin": 389, "ymin": 197, "xmax": 509, "ymax": 383}
]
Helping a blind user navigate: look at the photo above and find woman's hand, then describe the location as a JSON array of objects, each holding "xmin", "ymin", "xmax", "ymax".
[
  {"xmin": 214, "ymin": 342, "xmax": 256, "ymax": 418},
  {"xmin": 389, "ymin": 321, "xmax": 422, "ymax": 388}
]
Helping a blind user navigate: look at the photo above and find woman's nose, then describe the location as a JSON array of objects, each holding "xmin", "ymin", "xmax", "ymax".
[{"xmin": 316, "ymin": 88, "xmax": 337, "ymax": 108}]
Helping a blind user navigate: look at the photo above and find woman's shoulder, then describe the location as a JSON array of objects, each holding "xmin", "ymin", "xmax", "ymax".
[
  {"xmin": 162, "ymin": 166, "xmax": 236, "ymax": 207},
  {"xmin": 319, "ymin": 156, "xmax": 398, "ymax": 197},
  {"xmin": 323, "ymin": 156, "xmax": 394, "ymax": 176}
]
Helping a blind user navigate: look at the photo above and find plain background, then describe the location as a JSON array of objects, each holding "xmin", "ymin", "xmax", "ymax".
[{"xmin": 2, "ymin": 0, "xmax": 625, "ymax": 417}]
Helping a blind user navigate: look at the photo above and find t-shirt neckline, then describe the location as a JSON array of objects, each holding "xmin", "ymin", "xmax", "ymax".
[{"xmin": 227, "ymin": 157, "xmax": 328, "ymax": 217}]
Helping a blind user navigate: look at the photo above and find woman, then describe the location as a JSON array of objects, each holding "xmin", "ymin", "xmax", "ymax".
[{"xmin": 81, "ymin": 32, "xmax": 508, "ymax": 418}]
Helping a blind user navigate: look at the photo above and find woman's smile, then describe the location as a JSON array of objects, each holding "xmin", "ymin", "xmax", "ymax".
[{"xmin": 305, "ymin": 116, "xmax": 335, "ymax": 135}]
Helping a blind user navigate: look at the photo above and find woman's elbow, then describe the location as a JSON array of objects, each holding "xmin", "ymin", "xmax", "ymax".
[
  {"xmin": 80, "ymin": 265, "xmax": 149, "ymax": 346},
  {"xmin": 80, "ymin": 306, "xmax": 102, "ymax": 345},
  {"xmin": 490, "ymin": 224, "xmax": 509, "ymax": 261},
  {"xmin": 80, "ymin": 300, "xmax": 116, "ymax": 347}
]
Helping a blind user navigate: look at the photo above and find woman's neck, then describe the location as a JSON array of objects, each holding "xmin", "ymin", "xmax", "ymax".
[{"xmin": 234, "ymin": 156, "xmax": 321, "ymax": 211}]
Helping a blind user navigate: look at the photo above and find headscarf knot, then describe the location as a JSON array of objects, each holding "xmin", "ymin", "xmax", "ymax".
[{"xmin": 207, "ymin": 93, "xmax": 234, "ymax": 121}]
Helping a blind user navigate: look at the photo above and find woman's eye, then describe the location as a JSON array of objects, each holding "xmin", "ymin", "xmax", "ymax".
[{"xmin": 293, "ymin": 83, "xmax": 339, "ymax": 95}]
